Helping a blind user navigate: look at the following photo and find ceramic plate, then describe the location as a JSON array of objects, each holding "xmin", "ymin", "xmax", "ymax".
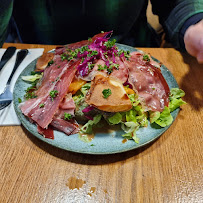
[{"xmin": 13, "ymin": 44, "xmax": 179, "ymax": 154}]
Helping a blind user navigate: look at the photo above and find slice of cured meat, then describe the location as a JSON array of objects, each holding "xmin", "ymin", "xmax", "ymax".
[
  {"xmin": 108, "ymin": 57, "xmax": 129, "ymax": 83},
  {"xmin": 59, "ymin": 94, "xmax": 75, "ymax": 112},
  {"xmin": 55, "ymin": 94, "xmax": 76, "ymax": 118},
  {"xmin": 80, "ymin": 57, "xmax": 128, "ymax": 83},
  {"xmin": 125, "ymin": 52, "xmax": 170, "ymax": 112},
  {"xmin": 54, "ymin": 31, "xmax": 113, "ymax": 56},
  {"xmin": 37, "ymin": 125, "xmax": 54, "ymax": 139},
  {"xmin": 21, "ymin": 55, "xmax": 74, "ymax": 118},
  {"xmin": 51, "ymin": 117, "xmax": 79, "ymax": 135},
  {"xmin": 20, "ymin": 60, "xmax": 80, "ymax": 129},
  {"xmin": 65, "ymin": 31, "xmax": 112, "ymax": 50}
]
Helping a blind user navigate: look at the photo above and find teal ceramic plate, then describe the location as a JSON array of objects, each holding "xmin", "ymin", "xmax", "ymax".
[{"xmin": 13, "ymin": 44, "xmax": 179, "ymax": 154}]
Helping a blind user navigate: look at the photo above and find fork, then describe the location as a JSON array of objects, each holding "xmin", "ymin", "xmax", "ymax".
[
  {"xmin": 0, "ymin": 47, "xmax": 16, "ymax": 72},
  {"xmin": 0, "ymin": 49, "xmax": 28, "ymax": 110}
]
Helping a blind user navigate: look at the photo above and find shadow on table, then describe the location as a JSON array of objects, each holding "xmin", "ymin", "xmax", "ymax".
[
  {"xmin": 179, "ymin": 53, "xmax": 203, "ymax": 111},
  {"xmin": 21, "ymin": 125, "xmax": 165, "ymax": 165}
]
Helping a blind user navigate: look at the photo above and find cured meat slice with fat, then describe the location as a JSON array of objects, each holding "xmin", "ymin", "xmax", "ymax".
[
  {"xmin": 55, "ymin": 31, "xmax": 112, "ymax": 55},
  {"xmin": 37, "ymin": 125, "xmax": 54, "ymax": 139},
  {"xmin": 20, "ymin": 55, "xmax": 73, "ymax": 116},
  {"xmin": 51, "ymin": 117, "xmax": 79, "ymax": 136},
  {"xmin": 80, "ymin": 57, "xmax": 128, "ymax": 84},
  {"xmin": 65, "ymin": 31, "xmax": 112, "ymax": 50},
  {"xmin": 125, "ymin": 52, "xmax": 170, "ymax": 112},
  {"xmin": 20, "ymin": 60, "xmax": 80, "ymax": 129},
  {"xmin": 55, "ymin": 94, "xmax": 76, "ymax": 118}
]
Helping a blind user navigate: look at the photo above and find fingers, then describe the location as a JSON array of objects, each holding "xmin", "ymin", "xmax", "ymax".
[
  {"xmin": 184, "ymin": 20, "xmax": 203, "ymax": 64},
  {"xmin": 197, "ymin": 52, "xmax": 203, "ymax": 64}
]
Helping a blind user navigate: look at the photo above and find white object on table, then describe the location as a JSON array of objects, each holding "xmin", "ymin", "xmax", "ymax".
[{"xmin": 0, "ymin": 48, "xmax": 44, "ymax": 126}]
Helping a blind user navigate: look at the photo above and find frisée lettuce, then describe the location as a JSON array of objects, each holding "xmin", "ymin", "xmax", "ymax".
[
  {"xmin": 169, "ymin": 88, "xmax": 186, "ymax": 112},
  {"xmin": 76, "ymin": 84, "xmax": 186, "ymax": 143}
]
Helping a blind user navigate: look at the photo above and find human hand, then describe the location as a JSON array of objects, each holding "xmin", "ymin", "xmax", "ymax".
[{"xmin": 184, "ymin": 20, "xmax": 203, "ymax": 64}]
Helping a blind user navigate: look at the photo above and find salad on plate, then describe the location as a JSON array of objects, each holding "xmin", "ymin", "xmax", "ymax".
[{"xmin": 19, "ymin": 31, "xmax": 186, "ymax": 143}]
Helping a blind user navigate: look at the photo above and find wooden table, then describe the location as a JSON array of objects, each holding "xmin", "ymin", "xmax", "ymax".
[{"xmin": 1, "ymin": 43, "xmax": 203, "ymax": 203}]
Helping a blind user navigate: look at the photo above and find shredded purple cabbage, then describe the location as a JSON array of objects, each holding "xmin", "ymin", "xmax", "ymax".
[
  {"xmin": 76, "ymin": 31, "xmax": 122, "ymax": 77},
  {"xmin": 83, "ymin": 106, "xmax": 94, "ymax": 120},
  {"xmin": 82, "ymin": 106, "xmax": 94, "ymax": 113}
]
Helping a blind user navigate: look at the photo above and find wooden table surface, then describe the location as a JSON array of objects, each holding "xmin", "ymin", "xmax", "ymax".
[{"xmin": 1, "ymin": 43, "xmax": 203, "ymax": 203}]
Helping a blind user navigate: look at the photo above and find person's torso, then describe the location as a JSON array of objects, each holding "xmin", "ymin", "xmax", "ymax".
[{"xmin": 13, "ymin": 0, "xmax": 159, "ymax": 47}]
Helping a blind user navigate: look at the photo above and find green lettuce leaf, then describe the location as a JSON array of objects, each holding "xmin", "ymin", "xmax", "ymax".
[
  {"xmin": 108, "ymin": 112, "xmax": 122, "ymax": 124},
  {"xmin": 169, "ymin": 88, "xmax": 186, "ymax": 112},
  {"xmin": 79, "ymin": 134, "xmax": 92, "ymax": 143},
  {"xmin": 80, "ymin": 114, "xmax": 102, "ymax": 134},
  {"xmin": 73, "ymin": 83, "xmax": 91, "ymax": 120},
  {"xmin": 126, "ymin": 109, "xmax": 137, "ymax": 123},
  {"xmin": 81, "ymin": 83, "xmax": 91, "ymax": 95},
  {"xmin": 122, "ymin": 129, "xmax": 139, "ymax": 143},
  {"xmin": 155, "ymin": 106, "xmax": 173, "ymax": 127},
  {"xmin": 121, "ymin": 121, "xmax": 139, "ymax": 133},
  {"xmin": 122, "ymin": 133, "xmax": 132, "ymax": 140},
  {"xmin": 132, "ymin": 130, "xmax": 140, "ymax": 143},
  {"xmin": 136, "ymin": 113, "xmax": 148, "ymax": 127},
  {"xmin": 73, "ymin": 94, "xmax": 84, "ymax": 106},
  {"xmin": 149, "ymin": 111, "xmax": 160, "ymax": 123},
  {"xmin": 73, "ymin": 83, "xmax": 91, "ymax": 105},
  {"xmin": 128, "ymin": 94, "xmax": 140, "ymax": 107},
  {"xmin": 170, "ymin": 88, "xmax": 185, "ymax": 99},
  {"xmin": 21, "ymin": 73, "xmax": 43, "ymax": 82},
  {"xmin": 169, "ymin": 98, "xmax": 186, "ymax": 112},
  {"xmin": 73, "ymin": 93, "xmax": 88, "ymax": 120}
]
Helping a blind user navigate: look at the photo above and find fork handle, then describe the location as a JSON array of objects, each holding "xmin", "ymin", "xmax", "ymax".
[
  {"xmin": 0, "ymin": 47, "xmax": 16, "ymax": 72},
  {"xmin": 7, "ymin": 49, "xmax": 29, "ymax": 85}
]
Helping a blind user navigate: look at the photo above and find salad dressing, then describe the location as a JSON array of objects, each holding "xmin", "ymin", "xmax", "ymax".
[
  {"xmin": 78, "ymin": 120, "xmax": 121, "ymax": 142},
  {"xmin": 122, "ymin": 138, "xmax": 128, "ymax": 143},
  {"xmin": 93, "ymin": 120, "xmax": 121, "ymax": 136},
  {"xmin": 78, "ymin": 131, "xmax": 95, "ymax": 142}
]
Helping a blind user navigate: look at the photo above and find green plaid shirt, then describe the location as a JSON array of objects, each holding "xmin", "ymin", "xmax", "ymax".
[{"xmin": 0, "ymin": 0, "xmax": 203, "ymax": 48}]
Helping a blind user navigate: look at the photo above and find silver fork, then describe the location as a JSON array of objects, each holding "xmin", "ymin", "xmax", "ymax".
[
  {"xmin": 0, "ymin": 47, "xmax": 16, "ymax": 72},
  {"xmin": 0, "ymin": 49, "xmax": 28, "ymax": 110}
]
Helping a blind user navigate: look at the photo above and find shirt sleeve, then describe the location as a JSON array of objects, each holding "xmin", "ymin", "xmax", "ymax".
[
  {"xmin": 0, "ymin": 0, "xmax": 13, "ymax": 47},
  {"xmin": 150, "ymin": 0, "xmax": 203, "ymax": 49}
]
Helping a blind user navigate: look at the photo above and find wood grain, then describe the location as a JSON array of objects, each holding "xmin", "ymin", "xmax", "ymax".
[{"xmin": 0, "ymin": 43, "xmax": 203, "ymax": 203}]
